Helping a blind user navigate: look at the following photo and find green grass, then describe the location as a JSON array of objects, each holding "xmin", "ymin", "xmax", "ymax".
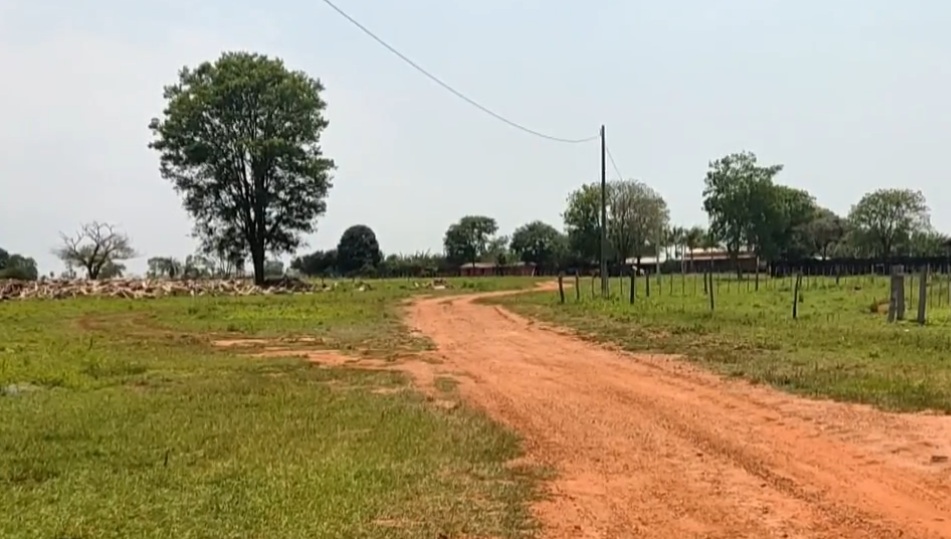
[
  {"xmin": 69, "ymin": 277, "xmax": 547, "ymax": 358},
  {"xmin": 494, "ymin": 272, "xmax": 951, "ymax": 413},
  {"xmin": 0, "ymin": 277, "xmax": 543, "ymax": 539}
]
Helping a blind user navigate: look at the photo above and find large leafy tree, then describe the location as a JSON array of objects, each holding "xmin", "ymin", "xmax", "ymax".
[
  {"xmin": 847, "ymin": 188, "xmax": 929, "ymax": 260},
  {"xmin": 803, "ymin": 207, "xmax": 846, "ymax": 260},
  {"xmin": 702, "ymin": 151, "xmax": 784, "ymax": 271},
  {"xmin": 607, "ymin": 179, "xmax": 669, "ymax": 265},
  {"xmin": 771, "ymin": 185, "xmax": 818, "ymax": 261},
  {"xmin": 509, "ymin": 221, "xmax": 567, "ymax": 269},
  {"xmin": 0, "ymin": 248, "xmax": 38, "ymax": 280},
  {"xmin": 563, "ymin": 183, "xmax": 604, "ymax": 265},
  {"xmin": 443, "ymin": 216, "xmax": 498, "ymax": 267},
  {"xmin": 148, "ymin": 51, "xmax": 336, "ymax": 285},
  {"xmin": 10, "ymin": 255, "xmax": 38, "ymax": 280},
  {"xmin": 336, "ymin": 225, "xmax": 382, "ymax": 275},
  {"xmin": 563, "ymin": 180, "xmax": 668, "ymax": 267}
]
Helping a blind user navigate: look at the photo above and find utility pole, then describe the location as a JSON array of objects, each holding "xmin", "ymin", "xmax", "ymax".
[{"xmin": 600, "ymin": 125, "xmax": 608, "ymax": 297}]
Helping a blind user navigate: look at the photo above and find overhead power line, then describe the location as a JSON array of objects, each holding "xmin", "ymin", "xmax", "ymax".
[
  {"xmin": 319, "ymin": 0, "xmax": 599, "ymax": 144},
  {"xmin": 605, "ymin": 143, "xmax": 624, "ymax": 181}
]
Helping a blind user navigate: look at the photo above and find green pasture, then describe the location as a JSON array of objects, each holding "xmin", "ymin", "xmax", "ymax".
[{"xmin": 0, "ymin": 277, "xmax": 544, "ymax": 539}]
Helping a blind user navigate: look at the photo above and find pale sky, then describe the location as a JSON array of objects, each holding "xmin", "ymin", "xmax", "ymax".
[{"xmin": 2, "ymin": 0, "xmax": 949, "ymax": 275}]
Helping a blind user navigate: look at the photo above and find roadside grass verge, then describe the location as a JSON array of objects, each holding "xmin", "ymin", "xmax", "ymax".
[
  {"xmin": 0, "ymin": 278, "xmax": 542, "ymax": 539},
  {"xmin": 492, "ymin": 274, "xmax": 951, "ymax": 413}
]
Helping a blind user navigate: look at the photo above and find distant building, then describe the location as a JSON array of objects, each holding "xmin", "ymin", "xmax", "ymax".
[
  {"xmin": 624, "ymin": 255, "xmax": 662, "ymax": 273},
  {"xmin": 626, "ymin": 248, "xmax": 763, "ymax": 273},
  {"xmin": 458, "ymin": 261, "xmax": 537, "ymax": 277}
]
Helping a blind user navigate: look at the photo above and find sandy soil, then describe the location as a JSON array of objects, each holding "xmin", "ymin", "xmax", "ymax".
[{"xmin": 407, "ymin": 290, "xmax": 951, "ymax": 539}]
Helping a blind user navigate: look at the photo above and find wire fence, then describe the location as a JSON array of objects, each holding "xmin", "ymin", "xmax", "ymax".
[{"xmin": 555, "ymin": 265, "xmax": 951, "ymax": 326}]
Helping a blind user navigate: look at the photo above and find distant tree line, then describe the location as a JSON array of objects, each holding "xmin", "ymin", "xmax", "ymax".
[
  {"xmin": 8, "ymin": 147, "xmax": 947, "ymax": 282},
  {"xmin": 293, "ymin": 151, "xmax": 947, "ymax": 278},
  {"xmin": 694, "ymin": 152, "xmax": 943, "ymax": 275},
  {"xmin": 0, "ymin": 248, "xmax": 38, "ymax": 280}
]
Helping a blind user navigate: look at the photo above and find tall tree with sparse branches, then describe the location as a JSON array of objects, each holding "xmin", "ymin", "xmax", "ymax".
[
  {"xmin": 54, "ymin": 222, "xmax": 136, "ymax": 280},
  {"xmin": 606, "ymin": 179, "xmax": 669, "ymax": 266},
  {"xmin": 148, "ymin": 51, "xmax": 336, "ymax": 285}
]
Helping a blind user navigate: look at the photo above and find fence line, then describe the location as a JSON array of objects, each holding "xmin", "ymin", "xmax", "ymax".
[{"xmin": 557, "ymin": 263, "xmax": 951, "ymax": 325}]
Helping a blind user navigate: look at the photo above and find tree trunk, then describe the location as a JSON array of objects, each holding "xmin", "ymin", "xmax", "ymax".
[
  {"xmin": 251, "ymin": 184, "xmax": 269, "ymax": 285},
  {"xmin": 251, "ymin": 244, "xmax": 266, "ymax": 286}
]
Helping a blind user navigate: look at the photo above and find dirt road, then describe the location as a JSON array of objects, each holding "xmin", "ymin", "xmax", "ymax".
[{"xmin": 408, "ymin": 291, "xmax": 951, "ymax": 539}]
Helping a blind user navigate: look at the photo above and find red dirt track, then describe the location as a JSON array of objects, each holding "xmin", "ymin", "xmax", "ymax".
[{"xmin": 408, "ymin": 289, "xmax": 951, "ymax": 539}]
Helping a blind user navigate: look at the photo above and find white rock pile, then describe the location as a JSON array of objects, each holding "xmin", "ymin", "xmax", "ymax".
[{"xmin": 0, "ymin": 277, "xmax": 318, "ymax": 301}]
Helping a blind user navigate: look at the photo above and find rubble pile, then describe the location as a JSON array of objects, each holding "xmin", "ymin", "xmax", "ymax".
[
  {"xmin": 412, "ymin": 278, "xmax": 450, "ymax": 290},
  {"xmin": 0, "ymin": 277, "xmax": 318, "ymax": 301}
]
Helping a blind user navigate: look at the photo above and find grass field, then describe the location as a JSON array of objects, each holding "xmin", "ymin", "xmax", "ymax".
[
  {"xmin": 0, "ymin": 277, "xmax": 544, "ymax": 539},
  {"xmin": 494, "ymin": 272, "xmax": 951, "ymax": 413}
]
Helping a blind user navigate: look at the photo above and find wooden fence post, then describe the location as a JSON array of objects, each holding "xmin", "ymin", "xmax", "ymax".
[
  {"xmin": 558, "ymin": 273, "xmax": 565, "ymax": 304},
  {"xmin": 575, "ymin": 271, "xmax": 580, "ymax": 301},
  {"xmin": 792, "ymin": 272, "xmax": 802, "ymax": 319},
  {"xmin": 917, "ymin": 267, "xmax": 928, "ymax": 325},
  {"xmin": 895, "ymin": 266, "xmax": 908, "ymax": 320},
  {"xmin": 888, "ymin": 265, "xmax": 905, "ymax": 323},
  {"xmin": 909, "ymin": 270, "xmax": 917, "ymax": 311},
  {"xmin": 928, "ymin": 265, "xmax": 935, "ymax": 309},
  {"xmin": 707, "ymin": 272, "xmax": 715, "ymax": 311},
  {"xmin": 645, "ymin": 271, "xmax": 651, "ymax": 297},
  {"xmin": 629, "ymin": 272, "xmax": 636, "ymax": 304}
]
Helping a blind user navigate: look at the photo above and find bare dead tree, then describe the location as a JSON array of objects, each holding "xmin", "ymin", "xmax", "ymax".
[{"xmin": 54, "ymin": 222, "xmax": 137, "ymax": 279}]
